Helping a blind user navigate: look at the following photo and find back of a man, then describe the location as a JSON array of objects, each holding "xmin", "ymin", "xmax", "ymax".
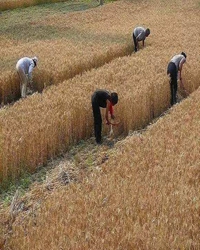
[
  {"xmin": 133, "ymin": 26, "xmax": 150, "ymax": 52},
  {"xmin": 16, "ymin": 57, "xmax": 34, "ymax": 75},
  {"xmin": 167, "ymin": 52, "xmax": 187, "ymax": 106},
  {"xmin": 16, "ymin": 56, "xmax": 38, "ymax": 98}
]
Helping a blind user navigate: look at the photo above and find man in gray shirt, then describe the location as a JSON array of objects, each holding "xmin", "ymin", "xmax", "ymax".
[
  {"xmin": 16, "ymin": 56, "xmax": 38, "ymax": 98},
  {"xmin": 133, "ymin": 26, "xmax": 150, "ymax": 52},
  {"xmin": 167, "ymin": 52, "xmax": 187, "ymax": 106}
]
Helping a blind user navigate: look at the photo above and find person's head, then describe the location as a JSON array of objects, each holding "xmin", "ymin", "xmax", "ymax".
[
  {"xmin": 145, "ymin": 28, "xmax": 150, "ymax": 37},
  {"xmin": 181, "ymin": 52, "xmax": 187, "ymax": 59},
  {"xmin": 32, "ymin": 56, "xmax": 38, "ymax": 67},
  {"xmin": 110, "ymin": 92, "xmax": 118, "ymax": 105}
]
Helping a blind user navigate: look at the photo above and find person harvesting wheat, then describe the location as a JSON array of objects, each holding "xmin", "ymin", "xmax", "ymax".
[
  {"xmin": 16, "ymin": 56, "xmax": 38, "ymax": 98},
  {"xmin": 91, "ymin": 90, "xmax": 118, "ymax": 144},
  {"xmin": 133, "ymin": 26, "xmax": 150, "ymax": 52},
  {"xmin": 167, "ymin": 52, "xmax": 187, "ymax": 106}
]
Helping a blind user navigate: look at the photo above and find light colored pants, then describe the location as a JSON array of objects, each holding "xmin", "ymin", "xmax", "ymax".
[{"xmin": 16, "ymin": 66, "xmax": 28, "ymax": 98}]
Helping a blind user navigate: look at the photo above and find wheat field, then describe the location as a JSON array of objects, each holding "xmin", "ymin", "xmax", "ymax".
[
  {"xmin": 6, "ymin": 74, "xmax": 200, "ymax": 250},
  {"xmin": 1, "ymin": 0, "xmax": 199, "ymax": 103},
  {"xmin": 0, "ymin": 0, "xmax": 200, "ymax": 184},
  {"xmin": 0, "ymin": 1, "xmax": 133, "ymax": 103},
  {"xmin": 0, "ymin": 0, "xmax": 200, "ymax": 248},
  {"xmin": 0, "ymin": 0, "xmax": 73, "ymax": 11},
  {"xmin": 0, "ymin": 54, "xmax": 168, "ymax": 183}
]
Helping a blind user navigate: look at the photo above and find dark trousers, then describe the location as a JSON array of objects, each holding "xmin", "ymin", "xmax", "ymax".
[
  {"xmin": 167, "ymin": 62, "xmax": 178, "ymax": 106},
  {"xmin": 92, "ymin": 96, "xmax": 102, "ymax": 143},
  {"xmin": 133, "ymin": 33, "xmax": 137, "ymax": 52}
]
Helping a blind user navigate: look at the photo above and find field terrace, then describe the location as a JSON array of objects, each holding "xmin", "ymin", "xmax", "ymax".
[
  {"xmin": 5, "ymin": 73, "xmax": 200, "ymax": 250},
  {"xmin": 0, "ymin": 0, "xmax": 200, "ymax": 183}
]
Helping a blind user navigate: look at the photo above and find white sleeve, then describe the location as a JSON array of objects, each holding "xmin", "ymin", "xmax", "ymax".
[
  {"xmin": 179, "ymin": 58, "xmax": 186, "ymax": 71},
  {"xmin": 28, "ymin": 62, "xmax": 34, "ymax": 80}
]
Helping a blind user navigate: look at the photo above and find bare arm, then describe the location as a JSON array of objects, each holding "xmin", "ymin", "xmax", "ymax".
[
  {"xmin": 28, "ymin": 63, "xmax": 35, "ymax": 88},
  {"xmin": 180, "ymin": 78, "xmax": 189, "ymax": 95},
  {"xmin": 178, "ymin": 58, "xmax": 186, "ymax": 80},
  {"xmin": 105, "ymin": 100, "xmax": 111, "ymax": 125},
  {"xmin": 179, "ymin": 59, "xmax": 188, "ymax": 94}
]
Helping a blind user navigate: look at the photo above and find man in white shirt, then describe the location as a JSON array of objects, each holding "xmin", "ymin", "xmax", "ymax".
[
  {"xmin": 133, "ymin": 26, "xmax": 150, "ymax": 52},
  {"xmin": 167, "ymin": 52, "xmax": 187, "ymax": 106},
  {"xmin": 16, "ymin": 56, "xmax": 38, "ymax": 98}
]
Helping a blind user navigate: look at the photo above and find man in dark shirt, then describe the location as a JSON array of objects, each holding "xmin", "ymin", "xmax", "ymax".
[{"xmin": 91, "ymin": 90, "xmax": 118, "ymax": 144}]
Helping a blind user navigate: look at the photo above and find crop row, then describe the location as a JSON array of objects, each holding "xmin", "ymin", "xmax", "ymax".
[
  {"xmin": 0, "ymin": 0, "xmax": 200, "ymax": 184},
  {"xmin": 7, "ymin": 69, "xmax": 200, "ymax": 250},
  {"xmin": 1, "ymin": 46, "xmax": 199, "ymax": 185}
]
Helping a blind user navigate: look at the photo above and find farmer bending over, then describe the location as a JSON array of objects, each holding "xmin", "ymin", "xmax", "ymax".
[
  {"xmin": 91, "ymin": 90, "xmax": 118, "ymax": 144},
  {"xmin": 133, "ymin": 26, "xmax": 150, "ymax": 52},
  {"xmin": 167, "ymin": 52, "xmax": 187, "ymax": 106},
  {"xmin": 16, "ymin": 56, "xmax": 38, "ymax": 98}
]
